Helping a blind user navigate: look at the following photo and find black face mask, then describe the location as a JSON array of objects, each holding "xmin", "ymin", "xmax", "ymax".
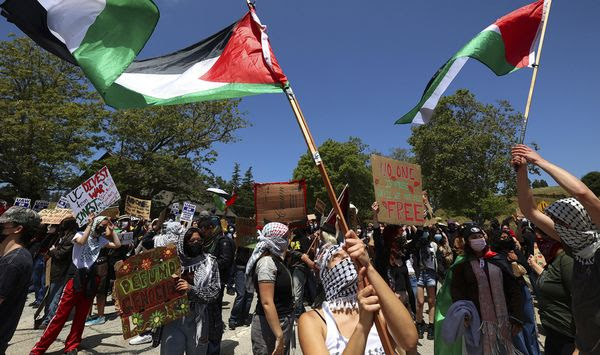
[
  {"xmin": 0, "ymin": 224, "xmax": 6, "ymax": 244},
  {"xmin": 94, "ymin": 226, "xmax": 105, "ymax": 235},
  {"xmin": 185, "ymin": 241, "xmax": 203, "ymax": 257}
]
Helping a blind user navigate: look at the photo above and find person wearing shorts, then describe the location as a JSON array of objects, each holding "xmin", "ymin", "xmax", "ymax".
[{"xmin": 415, "ymin": 228, "xmax": 438, "ymax": 340}]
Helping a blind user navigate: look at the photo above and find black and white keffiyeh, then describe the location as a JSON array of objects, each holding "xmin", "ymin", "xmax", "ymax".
[
  {"xmin": 317, "ymin": 243, "xmax": 359, "ymax": 311},
  {"xmin": 154, "ymin": 221, "xmax": 184, "ymax": 248},
  {"xmin": 245, "ymin": 222, "xmax": 289, "ymax": 292},
  {"xmin": 545, "ymin": 197, "xmax": 600, "ymax": 264}
]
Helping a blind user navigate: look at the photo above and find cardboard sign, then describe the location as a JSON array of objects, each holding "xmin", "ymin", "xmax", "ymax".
[
  {"xmin": 254, "ymin": 180, "xmax": 307, "ymax": 227},
  {"xmin": 125, "ymin": 196, "xmax": 151, "ymax": 220},
  {"xmin": 32, "ymin": 200, "xmax": 50, "ymax": 212},
  {"xmin": 180, "ymin": 202, "xmax": 196, "ymax": 222},
  {"xmin": 65, "ymin": 166, "xmax": 121, "ymax": 226},
  {"xmin": 39, "ymin": 209, "xmax": 73, "ymax": 225},
  {"xmin": 314, "ymin": 198, "xmax": 326, "ymax": 215},
  {"xmin": 56, "ymin": 196, "xmax": 70, "ymax": 209},
  {"xmin": 235, "ymin": 217, "xmax": 258, "ymax": 248},
  {"xmin": 14, "ymin": 197, "xmax": 31, "ymax": 208},
  {"xmin": 114, "ymin": 246, "xmax": 188, "ymax": 339},
  {"xmin": 100, "ymin": 206, "xmax": 120, "ymax": 219},
  {"xmin": 120, "ymin": 232, "xmax": 134, "ymax": 246},
  {"xmin": 371, "ymin": 155, "xmax": 424, "ymax": 225}
]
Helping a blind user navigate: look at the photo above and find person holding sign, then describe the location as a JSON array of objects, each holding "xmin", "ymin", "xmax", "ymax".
[
  {"xmin": 31, "ymin": 214, "xmax": 121, "ymax": 355},
  {"xmin": 298, "ymin": 231, "xmax": 418, "ymax": 354}
]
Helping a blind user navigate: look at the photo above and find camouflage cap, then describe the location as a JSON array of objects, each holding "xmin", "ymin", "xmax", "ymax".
[{"xmin": 0, "ymin": 206, "xmax": 42, "ymax": 231}]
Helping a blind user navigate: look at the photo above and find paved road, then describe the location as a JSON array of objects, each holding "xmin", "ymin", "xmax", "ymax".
[{"xmin": 8, "ymin": 290, "xmax": 439, "ymax": 354}]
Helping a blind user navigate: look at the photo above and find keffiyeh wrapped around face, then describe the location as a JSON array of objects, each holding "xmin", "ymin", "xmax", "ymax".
[
  {"xmin": 316, "ymin": 243, "xmax": 359, "ymax": 311},
  {"xmin": 245, "ymin": 222, "xmax": 289, "ymax": 292},
  {"xmin": 546, "ymin": 197, "xmax": 600, "ymax": 264},
  {"xmin": 154, "ymin": 221, "xmax": 185, "ymax": 248}
]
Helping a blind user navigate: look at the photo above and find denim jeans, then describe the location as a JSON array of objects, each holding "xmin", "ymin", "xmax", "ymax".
[
  {"xmin": 42, "ymin": 279, "xmax": 66, "ymax": 324},
  {"xmin": 228, "ymin": 266, "xmax": 254, "ymax": 325},
  {"xmin": 251, "ymin": 314, "xmax": 293, "ymax": 355},
  {"xmin": 31, "ymin": 256, "xmax": 46, "ymax": 303},
  {"xmin": 206, "ymin": 287, "xmax": 224, "ymax": 355},
  {"xmin": 160, "ymin": 308, "xmax": 207, "ymax": 355},
  {"xmin": 292, "ymin": 267, "xmax": 307, "ymax": 317},
  {"xmin": 512, "ymin": 283, "xmax": 541, "ymax": 355}
]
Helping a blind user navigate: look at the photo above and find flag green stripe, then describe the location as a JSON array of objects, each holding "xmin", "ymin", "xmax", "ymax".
[
  {"xmin": 397, "ymin": 29, "xmax": 517, "ymax": 125},
  {"xmin": 103, "ymin": 82, "xmax": 284, "ymax": 109},
  {"xmin": 73, "ymin": 0, "xmax": 159, "ymax": 94}
]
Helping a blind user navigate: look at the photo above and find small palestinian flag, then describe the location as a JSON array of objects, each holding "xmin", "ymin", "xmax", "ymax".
[
  {"xmin": 1, "ymin": 0, "xmax": 287, "ymax": 109},
  {"xmin": 397, "ymin": 0, "xmax": 548, "ymax": 125},
  {"xmin": 207, "ymin": 188, "xmax": 235, "ymax": 212}
]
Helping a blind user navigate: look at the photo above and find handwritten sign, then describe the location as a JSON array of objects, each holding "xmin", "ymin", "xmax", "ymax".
[
  {"xmin": 120, "ymin": 232, "xmax": 134, "ymax": 246},
  {"xmin": 33, "ymin": 200, "xmax": 50, "ymax": 212},
  {"xmin": 56, "ymin": 196, "xmax": 70, "ymax": 209},
  {"xmin": 180, "ymin": 202, "xmax": 196, "ymax": 222},
  {"xmin": 14, "ymin": 197, "xmax": 31, "ymax": 208},
  {"xmin": 314, "ymin": 198, "xmax": 326, "ymax": 215},
  {"xmin": 100, "ymin": 206, "xmax": 120, "ymax": 219},
  {"xmin": 235, "ymin": 217, "xmax": 258, "ymax": 248},
  {"xmin": 371, "ymin": 155, "xmax": 424, "ymax": 225},
  {"xmin": 125, "ymin": 196, "xmax": 151, "ymax": 220},
  {"xmin": 38, "ymin": 209, "xmax": 73, "ymax": 225},
  {"xmin": 66, "ymin": 166, "xmax": 121, "ymax": 226},
  {"xmin": 114, "ymin": 246, "xmax": 188, "ymax": 339},
  {"xmin": 254, "ymin": 180, "xmax": 307, "ymax": 227}
]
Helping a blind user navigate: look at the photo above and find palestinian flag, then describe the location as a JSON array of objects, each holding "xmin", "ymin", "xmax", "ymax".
[
  {"xmin": 207, "ymin": 188, "xmax": 234, "ymax": 212},
  {"xmin": 397, "ymin": 0, "xmax": 548, "ymax": 125},
  {"xmin": 1, "ymin": 0, "xmax": 288, "ymax": 109}
]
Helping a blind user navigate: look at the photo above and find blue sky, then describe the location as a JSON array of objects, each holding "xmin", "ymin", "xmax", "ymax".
[{"xmin": 1, "ymin": 0, "xmax": 598, "ymax": 185}]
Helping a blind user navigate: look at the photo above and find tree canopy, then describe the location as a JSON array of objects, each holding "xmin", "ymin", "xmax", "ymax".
[{"xmin": 582, "ymin": 171, "xmax": 600, "ymax": 197}]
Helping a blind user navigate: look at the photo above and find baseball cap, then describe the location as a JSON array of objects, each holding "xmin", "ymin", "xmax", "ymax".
[
  {"xmin": 0, "ymin": 206, "xmax": 42, "ymax": 232},
  {"xmin": 460, "ymin": 223, "xmax": 483, "ymax": 239}
]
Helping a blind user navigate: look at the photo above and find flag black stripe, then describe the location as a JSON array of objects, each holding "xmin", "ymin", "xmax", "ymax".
[
  {"xmin": 126, "ymin": 21, "xmax": 237, "ymax": 75},
  {"xmin": 1, "ymin": 0, "xmax": 77, "ymax": 65}
]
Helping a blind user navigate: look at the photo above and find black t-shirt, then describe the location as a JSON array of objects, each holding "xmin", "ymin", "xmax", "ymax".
[{"xmin": 0, "ymin": 247, "xmax": 33, "ymax": 349}]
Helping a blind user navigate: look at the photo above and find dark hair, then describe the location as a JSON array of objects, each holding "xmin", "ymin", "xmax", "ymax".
[
  {"xmin": 59, "ymin": 217, "xmax": 78, "ymax": 234},
  {"xmin": 197, "ymin": 217, "xmax": 213, "ymax": 230},
  {"xmin": 382, "ymin": 224, "xmax": 402, "ymax": 250}
]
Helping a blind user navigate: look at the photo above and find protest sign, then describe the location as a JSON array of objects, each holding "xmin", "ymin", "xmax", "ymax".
[
  {"xmin": 170, "ymin": 203, "xmax": 181, "ymax": 218},
  {"xmin": 180, "ymin": 202, "xmax": 196, "ymax": 222},
  {"xmin": 65, "ymin": 166, "xmax": 121, "ymax": 226},
  {"xmin": 153, "ymin": 190, "xmax": 175, "ymax": 206},
  {"xmin": 235, "ymin": 217, "xmax": 258, "ymax": 248},
  {"xmin": 32, "ymin": 200, "xmax": 50, "ymax": 212},
  {"xmin": 314, "ymin": 198, "xmax": 326, "ymax": 215},
  {"xmin": 371, "ymin": 155, "xmax": 424, "ymax": 225},
  {"xmin": 254, "ymin": 180, "xmax": 307, "ymax": 227},
  {"xmin": 100, "ymin": 206, "xmax": 120, "ymax": 219},
  {"xmin": 56, "ymin": 196, "xmax": 70, "ymax": 209},
  {"xmin": 39, "ymin": 209, "xmax": 73, "ymax": 225},
  {"xmin": 114, "ymin": 246, "xmax": 188, "ymax": 339},
  {"xmin": 120, "ymin": 232, "xmax": 134, "ymax": 246},
  {"xmin": 14, "ymin": 197, "xmax": 31, "ymax": 208},
  {"xmin": 124, "ymin": 196, "xmax": 151, "ymax": 220}
]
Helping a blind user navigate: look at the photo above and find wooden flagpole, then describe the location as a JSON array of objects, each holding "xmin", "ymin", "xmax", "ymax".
[
  {"xmin": 245, "ymin": 1, "xmax": 395, "ymax": 352},
  {"xmin": 519, "ymin": 0, "xmax": 552, "ymax": 144}
]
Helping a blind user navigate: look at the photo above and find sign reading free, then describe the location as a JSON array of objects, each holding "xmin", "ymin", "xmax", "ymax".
[
  {"xmin": 371, "ymin": 155, "xmax": 424, "ymax": 225},
  {"xmin": 114, "ymin": 246, "xmax": 188, "ymax": 339}
]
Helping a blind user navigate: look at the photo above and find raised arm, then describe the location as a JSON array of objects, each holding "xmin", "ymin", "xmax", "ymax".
[
  {"xmin": 73, "ymin": 214, "xmax": 95, "ymax": 246},
  {"xmin": 513, "ymin": 144, "xmax": 600, "ymax": 227},
  {"xmin": 104, "ymin": 221, "xmax": 121, "ymax": 249}
]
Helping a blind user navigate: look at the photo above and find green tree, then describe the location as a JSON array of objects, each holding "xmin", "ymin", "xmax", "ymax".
[
  {"xmin": 233, "ymin": 167, "xmax": 255, "ymax": 217},
  {"xmin": 0, "ymin": 36, "xmax": 107, "ymax": 200},
  {"xmin": 389, "ymin": 147, "xmax": 415, "ymax": 163},
  {"xmin": 100, "ymin": 101, "xmax": 247, "ymax": 206},
  {"xmin": 408, "ymin": 89, "xmax": 525, "ymax": 223},
  {"xmin": 293, "ymin": 138, "xmax": 374, "ymax": 221},
  {"xmin": 582, "ymin": 171, "xmax": 600, "ymax": 196},
  {"xmin": 531, "ymin": 179, "xmax": 549, "ymax": 188},
  {"xmin": 230, "ymin": 163, "xmax": 242, "ymax": 191}
]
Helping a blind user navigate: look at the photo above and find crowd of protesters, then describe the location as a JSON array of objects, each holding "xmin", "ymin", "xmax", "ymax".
[{"xmin": 0, "ymin": 143, "xmax": 599, "ymax": 354}]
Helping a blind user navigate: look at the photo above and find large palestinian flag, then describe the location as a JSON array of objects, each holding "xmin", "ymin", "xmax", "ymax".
[
  {"xmin": 1, "ymin": 0, "xmax": 288, "ymax": 109},
  {"xmin": 397, "ymin": 0, "xmax": 548, "ymax": 125}
]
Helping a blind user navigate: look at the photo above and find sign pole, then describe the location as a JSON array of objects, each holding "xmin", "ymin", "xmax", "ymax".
[{"xmin": 519, "ymin": 0, "xmax": 552, "ymax": 144}]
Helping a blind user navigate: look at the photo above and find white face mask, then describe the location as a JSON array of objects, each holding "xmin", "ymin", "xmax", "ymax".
[{"xmin": 469, "ymin": 238, "xmax": 487, "ymax": 252}]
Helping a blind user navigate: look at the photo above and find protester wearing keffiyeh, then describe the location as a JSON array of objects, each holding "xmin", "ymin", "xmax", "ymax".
[
  {"xmin": 316, "ymin": 243, "xmax": 359, "ymax": 311},
  {"xmin": 245, "ymin": 222, "xmax": 289, "ymax": 292}
]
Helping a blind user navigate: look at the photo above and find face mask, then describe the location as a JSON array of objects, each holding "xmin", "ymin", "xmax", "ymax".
[
  {"xmin": 469, "ymin": 238, "xmax": 487, "ymax": 252},
  {"xmin": 434, "ymin": 234, "xmax": 443, "ymax": 242},
  {"xmin": 185, "ymin": 241, "xmax": 203, "ymax": 257},
  {"xmin": 94, "ymin": 226, "xmax": 105, "ymax": 236}
]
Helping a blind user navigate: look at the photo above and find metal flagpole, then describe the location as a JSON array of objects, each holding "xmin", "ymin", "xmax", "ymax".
[{"xmin": 519, "ymin": 0, "xmax": 553, "ymax": 144}]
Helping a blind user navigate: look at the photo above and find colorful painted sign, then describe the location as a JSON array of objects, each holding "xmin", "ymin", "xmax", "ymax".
[
  {"xmin": 114, "ymin": 246, "xmax": 188, "ymax": 339},
  {"xmin": 254, "ymin": 180, "xmax": 307, "ymax": 227},
  {"xmin": 65, "ymin": 166, "xmax": 121, "ymax": 226},
  {"xmin": 38, "ymin": 209, "xmax": 73, "ymax": 225},
  {"xmin": 371, "ymin": 155, "xmax": 424, "ymax": 225},
  {"xmin": 125, "ymin": 195, "xmax": 152, "ymax": 220},
  {"xmin": 180, "ymin": 202, "xmax": 196, "ymax": 222},
  {"xmin": 14, "ymin": 197, "xmax": 31, "ymax": 208},
  {"xmin": 235, "ymin": 217, "xmax": 258, "ymax": 248}
]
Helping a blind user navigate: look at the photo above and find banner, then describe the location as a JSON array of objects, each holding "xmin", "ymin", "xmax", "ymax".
[
  {"xmin": 56, "ymin": 196, "xmax": 70, "ymax": 209},
  {"xmin": 180, "ymin": 202, "xmax": 196, "ymax": 222},
  {"xmin": 124, "ymin": 195, "xmax": 151, "ymax": 220},
  {"xmin": 254, "ymin": 180, "xmax": 307, "ymax": 227},
  {"xmin": 371, "ymin": 155, "xmax": 424, "ymax": 225},
  {"xmin": 114, "ymin": 246, "xmax": 188, "ymax": 339},
  {"xmin": 235, "ymin": 217, "xmax": 258, "ymax": 248},
  {"xmin": 66, "ymin": 166, "xmax": 121, "ymax": 226},
  {"xmin": 14, "ymin": 197, "xmax": 31, "ymax": 208},
  {"xmin": 314, "ymin": 198, "xmax": 326, "ymax": 215},
  {"xmin": 38, "ymin": 209, "xmax": 73, "ymax": 225},
  {"xmin": 32, "ymin": 200, "xmax": 50, "ymax": 212},
  {"xmin": 120, "ymin": 232, "xmax": 134, "ymax": 246}
]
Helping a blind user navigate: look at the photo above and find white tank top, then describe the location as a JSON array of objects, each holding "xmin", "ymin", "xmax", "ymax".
[{"xmin": 321, "ymin": 301, "xmax": 386, "ymax": 355}]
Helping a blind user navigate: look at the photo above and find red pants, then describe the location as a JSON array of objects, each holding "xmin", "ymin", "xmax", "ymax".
[{"xmin": 30, "ymin": 278, "xmax": 94, "ymax": 354}]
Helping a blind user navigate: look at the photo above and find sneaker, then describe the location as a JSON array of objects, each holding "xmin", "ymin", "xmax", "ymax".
[
  {"xmin": 128, "ymin": 334, "xmax": 153, "ymax": 345},
  {"xmin": 427, "ymin": 323, "xmax": 435, "ymax": 340},
  {"xmin": 228, "ymin": 322, "xmax": 237, "ymax": 330},
  {"xmin": 417, "ymin": 322, "xmax": 425, "ymax": 339},
  {"xmin": 85, "ymin": 316, "xmax": 106, "ymax": 326},
  {"xmin": 226, "ymin": 286, "xmax": 235, "ymax": 296}
]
